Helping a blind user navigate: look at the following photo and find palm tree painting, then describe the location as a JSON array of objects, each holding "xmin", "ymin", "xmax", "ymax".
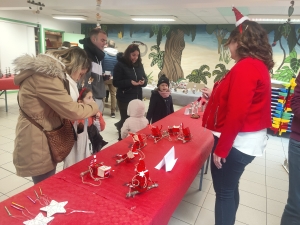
[
  {"xmin": 212, "ymin": 64, "xmax": 229, "ymax": 83},
  {"xmin": 148, "ymin": 45, "xmax": 164, "ymax": 70},
  {"xmin": 186, "ymin": 65, "xmax": 211, "ymax": 84}
]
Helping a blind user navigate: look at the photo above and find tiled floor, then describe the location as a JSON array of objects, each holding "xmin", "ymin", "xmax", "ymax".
[{"xmin": 0, "ymin": 91, "xmax": 289, "ymax": 225}]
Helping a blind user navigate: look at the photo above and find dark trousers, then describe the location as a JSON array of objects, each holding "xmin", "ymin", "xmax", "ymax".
[
  {"xmin": 115, "ymin": 100, "xmax": 129, "ymax": 140},
  {"xmin": 281, "ymin": 138, "xmax": 300, "ymax": 225},
  {"xmin": 211, "ymin": 136, "xmax": 255, "ymax": 225},
  {"xmin": 32, "ymin": 168, "xmax": 56, "ymax": 184}
]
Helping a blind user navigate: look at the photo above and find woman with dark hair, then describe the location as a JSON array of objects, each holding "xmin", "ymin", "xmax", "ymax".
[
  {"xmin": 201, "ymin": 8, "xmax": 274, "ymax": 225},
  {"xmin": 113, "ymin": 44, "xmax": 148, "ymax": 140}
]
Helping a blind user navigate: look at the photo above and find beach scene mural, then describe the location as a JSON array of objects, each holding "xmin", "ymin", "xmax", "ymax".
[{"xmin": 81, "ymin": 23, "xmax": 300, "ymax": 88}]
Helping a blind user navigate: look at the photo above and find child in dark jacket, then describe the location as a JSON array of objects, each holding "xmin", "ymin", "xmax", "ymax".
[{"xmin": 146, "ymin": 75, "xmax": 174, "ymax": 124}]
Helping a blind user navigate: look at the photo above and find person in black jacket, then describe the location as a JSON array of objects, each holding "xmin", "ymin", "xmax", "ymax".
[
  {"xmin": 79, "ymin": 28, "xmax": 107, "ymax": 113},
  {"xmin": 146, "ymin": 75, "xmax": 174, "ymax": 124},
  {"xmin": 113, "ymin": 44, "xmax": 148, "ymax": 140}
]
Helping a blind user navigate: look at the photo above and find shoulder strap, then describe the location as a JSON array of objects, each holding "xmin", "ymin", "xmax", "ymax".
[{"xmin": 17, "ymin": 94, "xmax": 44, "ymax": 132}]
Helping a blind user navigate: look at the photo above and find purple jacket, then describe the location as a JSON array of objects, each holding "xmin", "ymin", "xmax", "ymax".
[{"xmin": 291, "ymin": 74, "xmax": 300, "ymax": 142}]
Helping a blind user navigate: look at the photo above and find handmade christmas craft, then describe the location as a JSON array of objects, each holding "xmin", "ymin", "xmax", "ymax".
[
  {"xmin": 148, "ymin": 125, "xmax": 171, "ymax": 143},
  {"xmin": 176, "ymin": 123, "xmax": 192, "ymax": 143},
  {"xmin": 115, "ymin": 143, "xmax": 145, "ymax": 164},
  {"xmin": 80, "ymin": 155, "xmax": 111, "ymax": 186},
  {"xmin": 10, "ymin": 202, "xmax": 35, "ymax": 219},
  {"xmin": 40, "ymin": 200, "xmax": 68, "ymax": 217},
  {"xmin": 23, "ymin": 212, "xmax": 54, "ymax": 225},
  {"xmin": 125, "ymin": 159, "xmax": 158, "ymax": 198},
  {"xmin": 130, "ymin": 133, "xmax": 147, "ymax": 150}
]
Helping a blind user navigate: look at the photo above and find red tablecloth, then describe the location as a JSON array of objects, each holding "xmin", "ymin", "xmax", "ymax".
[
  {"xmin": 0, "ymin": 107, "xmax": 213, "ymax": 225},
  {"xmin": 0, "ymin": 75, "xmax": 19, "ymax": 90}
]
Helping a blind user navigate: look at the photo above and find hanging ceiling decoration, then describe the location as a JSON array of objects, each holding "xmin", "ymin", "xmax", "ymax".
[
  {"xmin": 96, "ymin": 0, "xmax": 102, "ymax": 28},
  {"xmin": 27, "ymin": 0, "xmax": 45, "ymax": 14}
]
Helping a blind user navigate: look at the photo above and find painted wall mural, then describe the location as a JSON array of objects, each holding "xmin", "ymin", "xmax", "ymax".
[{"xmin": 81, "ymin": 23, "xmax": 300, "ymax": 88}]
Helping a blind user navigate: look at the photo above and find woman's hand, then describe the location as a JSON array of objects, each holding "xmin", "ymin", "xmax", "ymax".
[
  {"xmin": 95, "ymin": 112, "xmax": 100, "ymax": 119},
  {"xmin": 201, "ymin": 87, "xmax": 212, "ymax": 101},
  {"xmin": 138, "ymin": 79, "xmax": 145, "ymax": 85},
  {"xmin": 131, "ymin": 80, "xmax": 140, "ymax": 86},
  {"xmin": 213, "ymin": 153, "xmax": 226, "ymax": 169}
]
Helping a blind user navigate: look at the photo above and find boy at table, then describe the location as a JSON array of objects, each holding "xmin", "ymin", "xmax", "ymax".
[{"xmin": 146, "ymin": 75, "xmax": 174, "ymax": 124}]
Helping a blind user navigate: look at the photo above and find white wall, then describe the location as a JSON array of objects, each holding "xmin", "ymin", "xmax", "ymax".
[
  {"xmin": 0, "ymin": 21, "xmax": 36, "ymax": 72},
  {"xmin": 0, "ymin": 10, "xmax": 82, "ymax": 71}
]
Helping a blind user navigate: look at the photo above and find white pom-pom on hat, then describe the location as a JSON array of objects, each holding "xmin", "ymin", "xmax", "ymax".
[{"xmin": 232, "ymin": 7, "xmax": 250, "ymax": 27}]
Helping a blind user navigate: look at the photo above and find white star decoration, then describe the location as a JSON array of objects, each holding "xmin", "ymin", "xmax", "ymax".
[
  {"xmin": 40, "ymin": 200, "xmax": 68, "ymax": 217},
  {"xmin": 139, "ymin": 171, "xmax": 145, "ymax": 177},
  {"xmin": 23, "ymin": 213, "xmax": 54, "ymax": 225}
]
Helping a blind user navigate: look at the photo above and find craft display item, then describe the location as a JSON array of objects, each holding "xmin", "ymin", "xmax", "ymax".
[
  {"xmin": 115, "ymin": 143, "xmax": 145, "ymax": 164},
  {"xmin": 148, "ymin": 125, "xmax": 171, "ymax": 143},
  {"xmin": 80, "ymin": 155, "xmax": 111, "ymax": 186},
  {"xmin": 168, "ymin": 125, "xmax": 181, "ymax": 135},
  {"xmin": 176, "ymin": 123, "xmax": 192, "ymax": 143},
  {"xmin": 125, "ymin": 159, "xmax": 158, "ymax": 198},
  {"xmin": 130, "ymin": 133, "xmax": 147, "ymax": 150}
]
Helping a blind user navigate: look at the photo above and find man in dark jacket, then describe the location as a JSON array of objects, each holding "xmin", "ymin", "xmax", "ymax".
[
  {"xmin": 281, "ymin": 75, "xmax": 300, "ymax": 225},
  {"xmin": 79, "ymin": 28, "xmax": 107, "ymax": 112},
  {"xmin": 102, "ymin": 40, "xmax": 118, "ymax": 118}
]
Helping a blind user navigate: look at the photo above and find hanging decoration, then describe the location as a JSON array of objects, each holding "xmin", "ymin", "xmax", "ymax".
[
  {"xmin": 40, "ymin": 200, "xmax": 68, "ymax": 217},
  {"xmin": 23, "ymin": 213, "xmax": 53, "ymax": 225},
  {"xmin": 96, "ymin": 0, "xmax": 102, "ymax": 28}
]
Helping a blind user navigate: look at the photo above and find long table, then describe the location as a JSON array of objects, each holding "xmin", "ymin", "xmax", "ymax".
[
  {"xmin": 0, "ymin": 106, "xmax": 213, "ymax": 225},
  {"xmin": 0, "ymin": 75, "xmax": 19, "ymax": 112},
  {"xmin": 143, "ymin": 86, "xmax": 202, "ymax": 106}
]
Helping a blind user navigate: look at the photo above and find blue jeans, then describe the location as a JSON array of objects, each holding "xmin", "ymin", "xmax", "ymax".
[
  {"xmin": 281, "ymin": 138, "xmax": 300, "ymax": 225},
  {"xmin": 211, "ymin": 136, "xmax": 255, "ymax": 225}
]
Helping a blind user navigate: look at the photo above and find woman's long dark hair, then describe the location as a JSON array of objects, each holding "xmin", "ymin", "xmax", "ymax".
[
  {"xmin": 123, "ymin": 44, "xmax": 142, "ymax": 67},
  {"xmin": 225, "ymin": 20, "xmax": 274, "ymax": 71}
]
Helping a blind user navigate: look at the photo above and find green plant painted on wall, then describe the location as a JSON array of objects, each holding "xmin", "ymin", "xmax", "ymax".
[
  {"xmin": 146, "ymin": 71, "xmax": 154, "ymax": 83},
  {"xmin": 186, "ymin": 65, "xmax": 211, "ymax": 84},
  {"xmin": 206, "ymin": 25, "xmax": 235, "ymax": 64},
  {"xmin": 149, "ymin": 45, "xmax": 165, "ymax": 70},
  {"xmin": 219, "ymin": 39, "xmax": 231, "ymax": 64},
  {"xmin": 273, "ymin": 49, "xmax": 299, "ymax": 82},
  {"xmin": 212, "ymin": 64, "xmax": 229, "ymax": 83}
]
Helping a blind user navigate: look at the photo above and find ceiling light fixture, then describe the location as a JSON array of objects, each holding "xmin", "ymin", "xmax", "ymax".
[
  {"xmin": 52, "ymin": 15, "xmax": 87, "ymax": 21},
  {"xmin": 131, "ymin": 15, "xmax": 177, "ymax": 22},
  {"xmin": 249, "ymin": 14, "xmax": 300, "ymax": 23},
  {"xmin": 252, "ymin": 18, "xmax": 300, "ymax": 22}
]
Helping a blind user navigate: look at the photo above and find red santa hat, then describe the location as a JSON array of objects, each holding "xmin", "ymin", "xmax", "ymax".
[{"xmin": 232, "ymin": 7, "xmax": 250, "ymax": 27}]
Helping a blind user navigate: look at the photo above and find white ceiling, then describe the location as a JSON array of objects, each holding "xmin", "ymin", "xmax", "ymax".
[{"xmin": 0, "ymin": 0, "xmax": 299, "ymax": 24}]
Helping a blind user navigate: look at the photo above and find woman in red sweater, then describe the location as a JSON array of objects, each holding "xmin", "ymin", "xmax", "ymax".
[{"xmin": 202, "ymin": 18, "xmax": 274, "ymax": 224}]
